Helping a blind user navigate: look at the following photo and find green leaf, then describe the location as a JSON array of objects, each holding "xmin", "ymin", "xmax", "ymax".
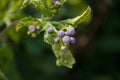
[
  {"xmin": 21, "ymin": 0, "xmax": 48, "ymax": 16},
  {"xmin": 0, "ymin": 0, "xmax": 9, "ymax": 20},
  {"xmin": 44, "ymin": 30, "xmax": 57, "ymax": 45},
  {"xmin": 46, "ymin": 0, "xmax": 52, "ymax": 7},
  {"xmin": 52, "ymin": 43, "xmax": 75, "ymax": 68},
  {"xmin": 21, "ymin": 0, "xmax": 67, "ymax": 17},
  {"xmin": 21, "ymin": 0, "xmax": 31, "ymax": 8},
  {"xmin": 12, "ymin": 0, "xmax": 23, "ymax": 11},
  {"xmin": 16, "ymin": 17, "xmax": 39, "ymax": 31},
  {"xmin": 60, "ymin": 0, "xmax": 67, "ymax": 4},
  {"xmin": 60, "ymin": 6, "xmax": 91, "ymax": 27},
  {"xmin": 0, "ymin": 0, "xmax": 23, "ymax": 25},
  {"xmin": 32, "ymin": 0, "xmax": 55, "ymax": 17}
]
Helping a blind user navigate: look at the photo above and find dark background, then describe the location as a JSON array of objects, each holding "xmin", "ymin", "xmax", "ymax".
[{"xmin": 0, "ymin": 0, "xmax": 120, "ymax": 80}]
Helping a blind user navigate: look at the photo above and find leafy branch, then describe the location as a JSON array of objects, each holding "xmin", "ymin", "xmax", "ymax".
[
  {"xmin": 0, "ymin": 0, "xmax": 91, "ymax": 68},
  {"xmin": 15, "ymin": 5, "xmax": 91, "ymax": 68}
]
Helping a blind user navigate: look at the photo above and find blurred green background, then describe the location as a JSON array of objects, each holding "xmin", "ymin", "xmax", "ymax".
[{"xmin": 0, "ymin": 0, "xmax": 120, "ymax": 80}]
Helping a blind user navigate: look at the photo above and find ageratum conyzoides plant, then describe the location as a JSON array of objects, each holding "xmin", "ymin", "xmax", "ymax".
[{"xmin": 16, "ymin": 0, "xmax": 91, "ymax": 68}]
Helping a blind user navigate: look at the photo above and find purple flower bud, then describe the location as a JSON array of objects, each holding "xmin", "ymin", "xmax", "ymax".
[
  {"xmin": 54, "ymin": 38, "xmax": 59, "ymax": 43},
  {"xmin": 68, "ymin": 27, "xmax": 76, "ymax": 35},
  {"xmin": 48, "ymin": 27, "xmax": 54, "ymax": 33},
  {"xmin": 55, "ymin": 0, "xmax": 61, "ymax": 6},
  {"xmin": 62, "ymin": 36, "xmax": 70, "ymax": 43},
  {"xmin": 70, "ymin": 37, "xmax": 76, "ymax": 44},
  {"xmin": 62, "ymin": 49, "xmax": 68, "ymax": 54},
  {"xmin": 29, "ymin": 26, "xmax": 36, "ymax": 32},
  {"xmin": 58, "ymin": 30, "xmax": 65, "ymax": 37}
]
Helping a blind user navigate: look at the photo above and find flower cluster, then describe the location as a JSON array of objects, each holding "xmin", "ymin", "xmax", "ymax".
[
  {"xmin": 27, "ymin": 25, "xmax": 41, "ymax": 37},
  {"xmin": 57, "ymin": 26, "xmax": 76, "ymax": 44},
  {"xmin": 48, "ymin": 27, "xmax": 54, "ymax": 33},
  {"xmin": 47, "ymin": 25, "xmax": 76, "ymax": 44},
  {"xmin": 47, "ymin": 25, "xmax": 76, "ymax": 54}
]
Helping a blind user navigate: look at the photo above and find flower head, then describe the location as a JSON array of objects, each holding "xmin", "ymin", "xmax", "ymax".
[
  {"xmin": 70, "ymin": 37, "xmax": 76, "ymax": 44},
  {"xmin": 68, "ymin": 27, "xmax": 76, "ymax": 35},
  {"xmin": 58, "ymin": 30, "xmax": 65, "ymax": 37},
  {"xmin": 54, "ymin": 38, "xmax": 59, "ymax": 43},
  {"xmin": 48, "ymin": 27, "xmax": 54, "ymax": 33},
  {"xmin": 55, "ymin": 0, "xmax": 61, "ymax": 6},
  {"xmin": 29, "ymin": 26, "xmax": 36, "ymax": 32},
  {"xmin": 62, "ymin": 36, "xmax": 70, "ymax": 43}
]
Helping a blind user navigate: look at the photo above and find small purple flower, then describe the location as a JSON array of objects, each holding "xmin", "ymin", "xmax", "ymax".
[
  {"xmin": 55, "ymin": 0, "xmax": 61, "ymax": 6},
  {"xmin": 29, "ymin": 26, "xmax": 36, "ymax": 32},
  {"xmin": 70, "ymin": 37, "xmax": 76, "ymax": 44},
  {"xmin": 58, "ymin": 30, "xmax": 65, "ymax": 37},
  {"xmin": 48, "ymin": 27, "xmax": 54, "ymax": 33},
  {"xmin": 62, "ymin": 49, "xmax": 68, "ymax": 54},
  {"xmin": 62, "ymin": 36, "xmax": 70, "ymax": 43},
  {"xmin": 54, "ymin": 38, "xmax": 59, "ymax": 43},
  {"xmin": 68, "ymin": 27, "xmax": 76, "ymax": 35}
]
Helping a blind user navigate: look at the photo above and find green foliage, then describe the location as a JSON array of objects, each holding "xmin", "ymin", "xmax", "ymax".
[
  {"xmin": 60, "ymin": 6, "xmax": 91, "ymax": 27},
  {"xmin": 0, "ymin": 0, "xmax": 23, "ymax": 25},
  {"xmin": 1, "ymin": 0, "xmax": 120, "ymax": 80},
  {"xmin": 44, "ymin": 29, "xmax": 57, "ymax": 45},
  {"xmin": 0, "ymin": 0, "xmax": 91, "ymax": 69},
  {"xmin": 21, "ymin": 0, "xmax": 68, "ymax": 17},
  {"xmin": 0, "ymin": 0, "xmax": 9, "ymax": 20},
  {"xmin": 16, "ymin": 17, "xmax": 40, "ymax": 31},
  {"xmin": 52, "ymin": 43, "xmax": 75, "ymax": 68}
]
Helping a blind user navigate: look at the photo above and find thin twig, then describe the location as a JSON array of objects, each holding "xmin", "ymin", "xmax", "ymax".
[{"xmin": 0, "ymin": 21, "xmax": 19, "ymax": 40}]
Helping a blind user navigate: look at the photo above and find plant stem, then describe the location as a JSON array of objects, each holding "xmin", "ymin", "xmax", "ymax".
[{"xmin": 0, "ymin": 21, "xmax": 19, "ymax": 40}]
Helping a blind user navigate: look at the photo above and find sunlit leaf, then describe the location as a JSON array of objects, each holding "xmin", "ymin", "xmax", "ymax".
[
  {"xmin": 44, "ymin": 30, "xmax": 57, "ymax": 45},
  {"xmin": 16, "ymin": 17, "xmax": 39, "ymax": 31},
  {"xmin": 21, "ymin": 0, "xmax": 31, "ymax": 8},
  {"xmin": 52, "ymin": 43, "xmax": 75, "ymax": 68},
  {"xmin": 60, "ymin": 6, "xmax": 91, "ymax": 27}
]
